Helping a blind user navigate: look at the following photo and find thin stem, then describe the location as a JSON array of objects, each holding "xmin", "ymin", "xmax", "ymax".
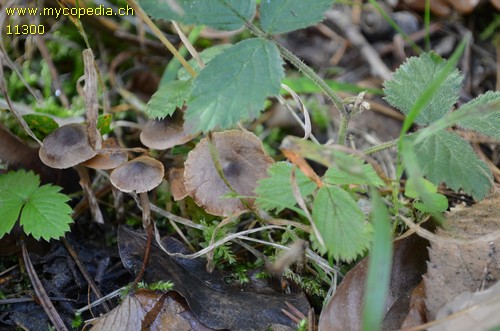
[
  {"xmin": 363, "ymin": 138, "xmax": 399, "ymax": 155},
  {"xmin": 244, "ymin": 23, "xmax": 347, "ymax": 117},
  {"xmin": 337, "ymin": 114, "xmax": 350, "ymax": 145},
  {"xmin": 128, "ymin": 0, "xmax": 197, "ymax": 78},
  {"xmin": 132, "ymin": 192, "xmax": 153, "ymax": 287}
]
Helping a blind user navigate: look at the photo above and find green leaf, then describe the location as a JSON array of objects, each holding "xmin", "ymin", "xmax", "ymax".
[
  {"xmin": 23, "ymin": 114, "xmax": 59, "ymax": 140},
  {"xmin": 383, "ymin": 52, "xmax": 462, "ymax": 125},
  {"xmin": 323, "ymin": 153, "xmax": 384, "ymax": 187},
  {"xmin": 138, "ymin": 0, "xmax": 255, "ymax": 30},
  {"xmin": 185, "ymin": 38, "xmax": 284, "ymax": 132},
  {"xmin": 404, "ymin": 177, "xmax": 448, "ymax": 213},
  {"xmin": 145, "ymin": 79, "xmax": 192, "ymax": 119},
  {"xmin": 457, "ymin": 91, "xmax": 500, "ymax": 140},
  {"xmin": 97, "ymin": 114, "xmax": 112, "ymax": 135},
  {"xmin": 255, "ymin": 162, "xmax": 316, "ymax": 212},
  {"xmin": 312, "ymin": 185, "xmax": 373, "ymax": 262},
  {"xmin": 0, "ymin": 170, "xmax": 73, "ymax": 241},
  {"xmin": 177, "ymin": 45, "xmax": 232, "ymax": 81},
  {"xmin": 362, "ymin": 190, "xmax": 392, "ymax": 331},
  {"xmin": 412, "ymin": 130, "xmax": 493, "ymax": 200},
  {"xmin": 260, "ymin": 0, "xmax": 334, "ymax": 34}
]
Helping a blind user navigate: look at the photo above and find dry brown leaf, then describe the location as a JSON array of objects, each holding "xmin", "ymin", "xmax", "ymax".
[
  {"xmin": 424, "ymin": 193, "xmax": 500, "ymax": 320},
  {"xmin": 318, "ymin": 234, "xmax": 429, "ymax": 331},
  {"xmin": 428, "ymin": 281, "xmax": 500, "ymax": 331},
  {"xmin": 88, "ymin": 290, "xmax": 216, "ymax": 331}
]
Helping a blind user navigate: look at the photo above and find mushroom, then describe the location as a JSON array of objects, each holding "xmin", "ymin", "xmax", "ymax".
[
  {"xmin": 38, "ymin": 123, "xmax": 104, "ymax": 224},
  {"xmin": 184, "ymin": 130, "xmax": 274, "ymax": 216},
  {"xmin": 82, "ymin": 137, "xmax": 128, "ymax": 170},
  {"xmin": 110, "ymin": 155, "xmax": 164, "ymax": 284},
  {"xmin": 140, "ymin": 110, "xmax": 195, "ymax": 150},
  {"xmin": 109, "ymin": 155, "xmax": 165, "ymax": 230},
  {"xmin": 39, "ymin": 123, "xmax": 97, "ymax": 169}
]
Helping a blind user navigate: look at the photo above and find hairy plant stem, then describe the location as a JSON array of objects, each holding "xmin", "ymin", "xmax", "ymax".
[
  {"xmin": 244, "ymin": 22, "xmax": 353, "ymax": 144},
  {"xmin": 363, "ymin": 138, "xmax": 399, "ymax": 155},
  {"xmin": 337, "ymin": 114, "xmax": 350, "ymax": 145}
]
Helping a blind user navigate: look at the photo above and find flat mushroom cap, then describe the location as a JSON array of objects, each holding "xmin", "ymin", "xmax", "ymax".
[
  {"xmin": 184, "ymin": 130, "xmax": 274, "ymax": 216},
  {"xmin": 110, "ymin": 156, "xmax": 164, "ymax": 193},
  {"xmin": 39, "ymin": 123, "xmax": 97, "ymax": 169},
  {"xmin": 82, "ymin": 138, "xmax": 128, "ymax": 170},
  {"xmin": 140, "ymin": 111, "xmax": 195, "ymax": 150}
]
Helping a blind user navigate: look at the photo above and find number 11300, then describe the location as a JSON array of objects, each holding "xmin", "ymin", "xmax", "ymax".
[{"xmin": 6, "ymin": 24, "xmax": 45, "ymax": 35}]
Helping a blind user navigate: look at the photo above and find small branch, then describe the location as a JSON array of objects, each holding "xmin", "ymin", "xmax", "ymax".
[
  {"xmin": 127, "ymin": 0, "xmax": 197, "ymax": 77},
  {"xmin": 337, "ymin": 114, "xmax": 350, "ymax": 145},
  {"xmin": 21, "ymin": 242, "xmax": 69, "ymax": 331}
]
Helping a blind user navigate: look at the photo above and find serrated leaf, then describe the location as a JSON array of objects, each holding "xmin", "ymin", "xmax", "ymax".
[
  {"xmin": 323, "ymin": 152, "xmax": 384, "ymax": 187},
  {"xmin": 412, "ymin": 130, "xmax": 493, "ymax": 200},
  {"xmin": 0, "ymin": 170, "xmax": 73, "ymax": 240},
  {"xmin": 457, "ymin": 91, "xmax": 500, "ymax": 139},
  {"xmin": 145, "ymin": 79, "xmax": 192, "ymax": 119},
  {"xmin": 255, "ymin": 162, "xmax": 316, "ymax": 212},
  {"xmin": 260, "ymin": 0, "xmax": 334, "ymax": 34},
  {"xmin": 185, "ymin": 38, "xmax": 284, "ymax": 132},
  {"xmin": 383, "ymin": 52, "xmax": 462, "ymax": 125},
  {"xmin": 312, "ymin": 185, "xmax": 373, "ymax": 262},
  {"xmin": 138, "ymin": 0, "xmax": 255, "ymax": 30},
  {"xmin": 177, "ymin": 44, "xmax": 232, "ymax": 81}
]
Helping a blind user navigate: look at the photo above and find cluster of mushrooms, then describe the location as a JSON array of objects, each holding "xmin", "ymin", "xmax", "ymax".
[{"xmin": 37, "ymin": 109, "xmax": 275, "ymax": 226}]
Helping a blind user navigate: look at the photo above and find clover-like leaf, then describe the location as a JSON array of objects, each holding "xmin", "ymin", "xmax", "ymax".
[
  {"xmin": 0, "ymin": 170, "xmax": 73, "ymax": 240},
  {"xmin": 138, "ymin": 0, "xmax": 255, "ymax": 30},
  {"xmin": 255, "ymin": 162, "xmax": 317, "ymax": 213},
  {"xmin": 260, "ymin": 0, "xmax": 334, "ymax": 34},
  {"xmin": 457, "ymin": 91, "xmax": 500, "ymax": 140},
  {"xmin": 145, "ymin": 79, "xmax": 192, "ymax": 119},
  {"xmin": 412, "ymin": 130, "xmax": 493, "ymax": 200},
  {"xmin": 383, "ymin": 52, "xmax": 463, "ymax": 125},
  {"xmin": 185, "ymin": 38, "xmax": 284, "ymax": 132},
  {"xmin": 312, "ymin": 185, "xmax": 373, "ymax": 262}
]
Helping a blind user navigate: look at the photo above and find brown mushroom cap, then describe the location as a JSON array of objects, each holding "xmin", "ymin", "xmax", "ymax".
[
  {"xmin": 169, "ymin": 167, "xmax": 188, "ymax": 201},
  {"xmin": 110, "ymin": 156, "xmax": 164, "ymax": 193},
  {"xmin": 39, "ymin": 123, "xmax": 97, "ymax": 169},
  {"xmin": 82, "ymin": 138, "xmax": 128, "ymax": 170},
  {"xmin": 184, "ymin": 130, "xmax": 274, "ymax": 216},
  {"xmin": 140, "ymin": 111, "xmax": 195, "ymax": 150}
]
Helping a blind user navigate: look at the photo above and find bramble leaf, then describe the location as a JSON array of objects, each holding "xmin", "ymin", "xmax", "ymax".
[
  {"xmin": 412, "ymin": 130, "xmax": 493, "ymax": 200},
  {"xmin": 177, "ymin": 45, "xmax": 232, "ymax": 81},
  {"xmin": 457, "ymin": 91, "xmax": 500, "ymax": 140},
  {"xmin": 185, "ymin": 38, "xmax": 284, "ymax": 132},
  {"xmin": 260, "ymin": 0, "xmax": 334, "ymax": 34},
  {"xmin": 323, "ymin": 153, "xmax": 384, "ymax": 187},
  {"xmin": 255, "ymin": 162, "xmax": 316, "ymax": 213},
  {"xmin": 383, "ymin": 52, "xmax": 462, "ymax": 125},
  {"xmin": 0, "ymin": 170, "xmax": 73, "ymax": 241},
  {"xmin": 405, "ymin": 177, "xmax": 448, "ymax": 213},
  {"xmin": 145, "ymin": 79, "xmax": 192, "ymax": 119},
  {"xmin": 312, "ymin": 185, "xmax": 373, "ymax": 262},
  {"xmin": 138, "ymin": 0, "xmax": 255, "ymax": 30}
]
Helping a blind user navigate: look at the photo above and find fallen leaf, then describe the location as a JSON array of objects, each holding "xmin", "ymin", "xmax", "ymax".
[
  {"xmin": 318, "ymin": 234, "xmax": 429, "ymax": 331},
  {"xmin": 429, "ymin": 281, "xmax": 500, "ymax": 331},
  {"xmin": 118, "ymin": 226, "xmax": 309, "ymax": 331},
  {"xmin": 424, "ymin": 193, "xmax": 500, "ymax": 320}
]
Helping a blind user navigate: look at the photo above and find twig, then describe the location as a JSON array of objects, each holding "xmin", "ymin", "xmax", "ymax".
[
  {"xmin": 21, "ymin": 241, "xmax": 69, "ymax": 331},
  {"xmin": 62, "ymin": 238, "xmax": 111, "ymax": 313},
  {"xmin": 324, "ymin": 9, "xmax": 392, "ymax": 81}
]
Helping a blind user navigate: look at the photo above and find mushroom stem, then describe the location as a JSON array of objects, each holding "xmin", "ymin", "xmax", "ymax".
[
  {"xmin": 75, "ymin": 165, "xmax": 104, "ymax": 224},
  {"xmin": 132, "ymin": 192, "xmax": 153, "ymax": 287}
]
